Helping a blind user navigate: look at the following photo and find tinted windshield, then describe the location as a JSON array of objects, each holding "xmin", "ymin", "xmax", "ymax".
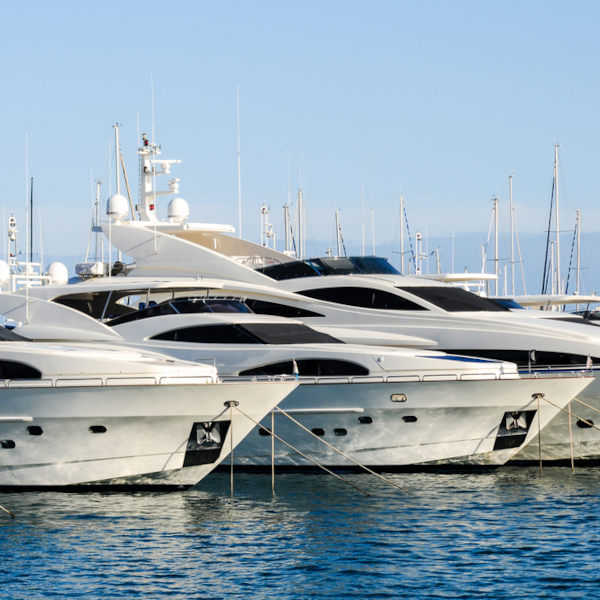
[
  {"xmin": 258, "ymin": 256, "xmax": 399, "ymax": 280},
  {"xmin": 398, "ymin": 287, "xmax": 509, "ymax": 312},
  {"xmin": 151, "ymin": 323, "xmax": 343, "ymax": 345}
]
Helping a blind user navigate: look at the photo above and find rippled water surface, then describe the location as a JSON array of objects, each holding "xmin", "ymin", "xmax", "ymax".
[{"xmin": 2, "ymin": 468, "xmax": 600, "ymax": 599}]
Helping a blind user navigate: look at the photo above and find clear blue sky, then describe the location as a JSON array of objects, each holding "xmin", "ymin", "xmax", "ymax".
[{"xmin": 0, "ymin": 0, "xmax": 599, "ymax": 291}]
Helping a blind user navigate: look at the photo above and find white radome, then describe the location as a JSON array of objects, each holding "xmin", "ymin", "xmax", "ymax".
[
  {"xmin": 107, "ymin": 194, "xmax": 129, "ymax": 221},
  {"xmin": 167, "ymin": 198, "xmax": 189, "ymax": 224},
  {"xmin": 46, "ymin": 262, "xmax": 69, "ymax": 285}
]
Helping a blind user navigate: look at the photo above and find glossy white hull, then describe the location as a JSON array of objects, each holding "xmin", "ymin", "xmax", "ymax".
[
  {"xmin": 227, "ymin": 377, "xmax": 590, "ymax": 468},
  {"xmin": 511, "ymin": 374, "xmax": 600, "ymax": 463},
  {"xmin": 0, "ymin": 381, "xmax": 295, "ymax": 489}
]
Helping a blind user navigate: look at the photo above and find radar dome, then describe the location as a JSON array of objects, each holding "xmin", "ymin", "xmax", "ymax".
[
  {"xmin": 167, "ymin": 198, "xmax": 189, "ymax": 224},
  {"xmin": 0, "ymin": 260, "xmax": 10, "ymax": 284},
  {"xmin": 107, "ymin": 194, "xmax": 129, "ymax": 221},
  {"xmin": 46, "ymin": 262, "xmax": 69, "ymax": 285}
]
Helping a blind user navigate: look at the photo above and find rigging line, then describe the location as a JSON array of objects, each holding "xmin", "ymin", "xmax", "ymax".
[
  {"xmin": 541, "ymin": 178, "xmax": 555, "ymax": 294},
  {"xmin": 513, "ymin": 210, "xmax": 527, "ymax": 295},
  {"xmin": 402, "ymin": 203, "xmax": 416, "ymax": 270},
  {"xmin": 565, "ymin": 218, "xmax": 578, "ymax": 295}
]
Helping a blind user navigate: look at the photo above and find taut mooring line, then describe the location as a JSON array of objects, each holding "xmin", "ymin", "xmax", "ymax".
[
  {"xmin": 233, "ymin": 405, "xmax": 371, "ymax": 497},
  {"xmin": 0, "ymin": 504, "xmax": 15, "ymax": 518},
  {"xmin": 275, "ymin": 405, "xmax": 408, "ymax": 492}
]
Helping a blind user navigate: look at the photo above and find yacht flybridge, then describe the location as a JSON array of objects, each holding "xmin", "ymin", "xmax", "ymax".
[
  {"xmin": 0, "ymin": 327, "xmax": 297, "ymax": 490},
  {"xmin": 5, "ymin": 135, "xmax": 600, "ymax": 465},
  {"xmin": 0, "ymin": 293, "xmax": 593, "ymax": 469}
]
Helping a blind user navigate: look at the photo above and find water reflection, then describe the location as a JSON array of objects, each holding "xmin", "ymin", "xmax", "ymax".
[{"xmin": 2, "ymin": 468, "xmax": 600, "ymax": 598}]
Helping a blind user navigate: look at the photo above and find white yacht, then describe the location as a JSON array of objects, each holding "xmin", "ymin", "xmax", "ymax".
[
  {"xmin": 6, "ymin": 134, "xmax": 600, "ymax": 464},
  {"xmin": 0, "ymin": 326, "xmax": 296, "ymax": 490},
  {"xmin": 0, "ymin": 293, "xmax": 592, "ymax": 469}
]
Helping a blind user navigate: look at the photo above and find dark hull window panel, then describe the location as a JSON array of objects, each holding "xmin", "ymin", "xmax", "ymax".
[
  {"xmin": 26, "ymin": 426, "xmax": 43, "ymax": 436},
  {"xmin": 244, "ymin": 299, "xmax": 324, "ymax": 319},
  {"xmin": 443, "ymin": 349, "xmax": 600, "ymax": 368},
  {"xmin": 358, "ymin": 416, "xmax": 373, "ymax": 424},
  {"xmin": 240, "ymin": 359, "xmax": 369, "ymax": 377},
  {"xmin": 108, "ymin": 298, "xmax": 250, "ymax": 327},
  {"xmin": 577, "ymin": 419, "xmax": 595, "ymax": 429},
  {"xmin": 548, "ymin": 317, "xmax": 600, "ymax": 328},
  {"xmin": 0, "ymin": 327, "xmax": 32, "ymax": 342},
  {"xmin": 258, "ymin": 428, "xmax": 272, "ymax": 436},
  {"xmin": 1, "ymin": 440, "xmax": 15, "ymax": 449},
  {"xmin": 312, "ymin": 428, "xmax": 325, "ymax": 436},
  {"xmin": 257, "ymin": 256, "xmax": 400, "ymax": 280},
  {"xmin": 55, "ymin": 291, "xmax": 138, "ymax": 320},
  {"xmin": 240, "ymin": 323, "xmax": 342, "ymax": 345},
  {"xmin": 183, "ymin": 421, "xmax": 230, "ymax": 467},
  {"xmin": 334, "ymin": 429, "xmax": 347, "ymax": 436},
  {"xmin": 152, "ymin": 324, "xmax": 262, "ymax": 344},
  {"xmin": 299, "ymin": 287, "xmax": 427, "ymax": 311},
  {"xmin": 493, "ymin": 410, "xmax": 536, "ymax": 451},
  {"xmin": 257, "ymin": 261, "xmax": 321, "ymax": 280},
  {"xmin": 0, "ymin": 361, "xmax": 41, "ymax": 380},
  {"xmin": 398, "ymin": 286, "xmax": 509, "ymax": 312},
  {"xmin": 89, "ymin": 426, "xmax": 107, "ymax": 434},
  {"xmin": 402, "ymin": 416, "xmax": 418, "ymax": 423}
]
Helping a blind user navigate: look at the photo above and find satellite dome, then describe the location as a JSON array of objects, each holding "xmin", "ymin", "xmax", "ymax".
[
  {"xmin": 107, "ymin": 194, "xmax": 129, "ymax": 221},
  {"xmin": 46, "ymin": 262, "xmax": 69, "ymax": 285},
  {"xmin": 0, "ymin": 260, "xmax": 10, "ymax": 284},
  {"xmin": 167, "ymin": 198, "xmax": 189, "ymax": 224}
]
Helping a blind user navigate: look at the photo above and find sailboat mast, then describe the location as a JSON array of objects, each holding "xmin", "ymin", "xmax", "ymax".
[
  {"xmin": 576, "ymin": 208, "xmax": 581, "ymax": 299},
  {"xmin": 494, "ymin": 197, "xmax": 499, "ymax": 296},
  {"xmin": 29, "ymin": 177, "xmax": 33, "ymax": 263},
  {"xmin": 335, "ymin": 210, "xmax": 341, "ymax": 257},
  {"xmin": 509, "ymin": 175, "xmax": 515, "ymax": 295},
  {"xmin": 399, "ymin": 196, "xmax": 404, "ymax": 275},
  {"xmin": 554, "ymin": 144, "xmax": 561, "ymax": 293}
]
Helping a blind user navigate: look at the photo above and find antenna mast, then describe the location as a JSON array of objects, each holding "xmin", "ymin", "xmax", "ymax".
[
  {"xmin": 509, "ymin": 175, "xmax": 515, "ymax": 295},
  {"xmin": 554, "ymin": 144, "xmax": 561, "ymax": 293}
]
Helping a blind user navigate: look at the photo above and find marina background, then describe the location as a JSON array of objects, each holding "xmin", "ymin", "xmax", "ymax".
[{"xmin": 0, "ymin": 1, "xmax": 599, "ymax": 294}]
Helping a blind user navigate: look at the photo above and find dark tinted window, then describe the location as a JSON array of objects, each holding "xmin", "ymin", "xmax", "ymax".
[
  {"xmin": 257, "ymin": 261, "xmax": 321, "ymax": 280},
  {"xmin": 245, "ymin": 299, "xmax": 323, "ymax": 318},
  {"xmin": 152, "ymin": 325, "xmax": 261, "ymax": 344},
  {"xmin": 241, "ymin": 323, "xmax": 342, "ymax": 345},
  {"xmin": 240, "ymin": 359, "xmax": 369, "ymax": 377},
  {"xmin": 0, "ymin": 361, "xmax": 41, "ymax": 379},
  {"xmin": 399, "ymin": 287, "xmax": 509, "ymax": 312},
  {"xmin": 299, "ymin": 287, "xmax": 427, "ymax": 311},
  {"xmin": 443, "ymin": 349, "xmax": 600, "ymax": 368},
  {"xmin": 310, "ymin": 256, "xmax": 400, "ymax": 275}
]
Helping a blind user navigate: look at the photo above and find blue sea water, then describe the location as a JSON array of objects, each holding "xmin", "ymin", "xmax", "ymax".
[{"xmin": 1, "ymin": 467, "xmax": 600, "ymax": 599}]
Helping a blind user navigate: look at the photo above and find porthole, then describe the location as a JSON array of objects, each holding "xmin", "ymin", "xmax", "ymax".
[
  {"xmin": 391, "ymin": 394, "xmax": 407, "ymax": 403},
  {"xmin": 312, "ymin": 428, "xmax": 325, "ymax": 436},
  {"xmin": 358, "ymin": 416, "xmax": 373, "ymax": 424},
  {"xmin": 0, "ymin": 440, "xmax": 15, "ymax": 449},
  {"xmin": 26, "ymin": 426, "xmax": 43, "ymax": 436},
  {"xmin": 402, "ymin": 416, "xmax": 418, "ymax": 423},
  {"xmin": 89, "ymin": 425, "xmax": 107, "ymax": 434},
  {"xmin": 334, "ymin": 428, "xmax": 347, "ymax": 436},
  {"xmin": 576, "ymin": 419, "xmax": 594, "ymax": 429},
  {"xmin": 258, "ymin": 428, "xmax": 271, "ymax": 436}
]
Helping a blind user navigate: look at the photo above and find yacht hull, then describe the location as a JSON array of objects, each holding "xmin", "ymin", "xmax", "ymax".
[
  {"xmin": 0, "ymin": 381, "xmax": 295, "ymax": 489},
  {"xmin": 511, "ymin": 374, "xmax": 600, "ymax": 463},
  {"xmin": 226, "ymin": 377, "xmax": 590, "ymax": 469}
]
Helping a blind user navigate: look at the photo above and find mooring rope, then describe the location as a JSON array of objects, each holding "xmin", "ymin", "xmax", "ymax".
[
  {"xmin": 539, "ymin": 396, "xmax": 600, "ymax": 432},
  {"xmin": 274, "ymin": 405, "xmax": 408, "ymax": 492},
  {"xmin": 232, "ymin": 405, "xmax": 371, "ymax": 497},
  {"xmin": 0, "ymin": 504, "xmax": 15, "ymax": 518}
]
